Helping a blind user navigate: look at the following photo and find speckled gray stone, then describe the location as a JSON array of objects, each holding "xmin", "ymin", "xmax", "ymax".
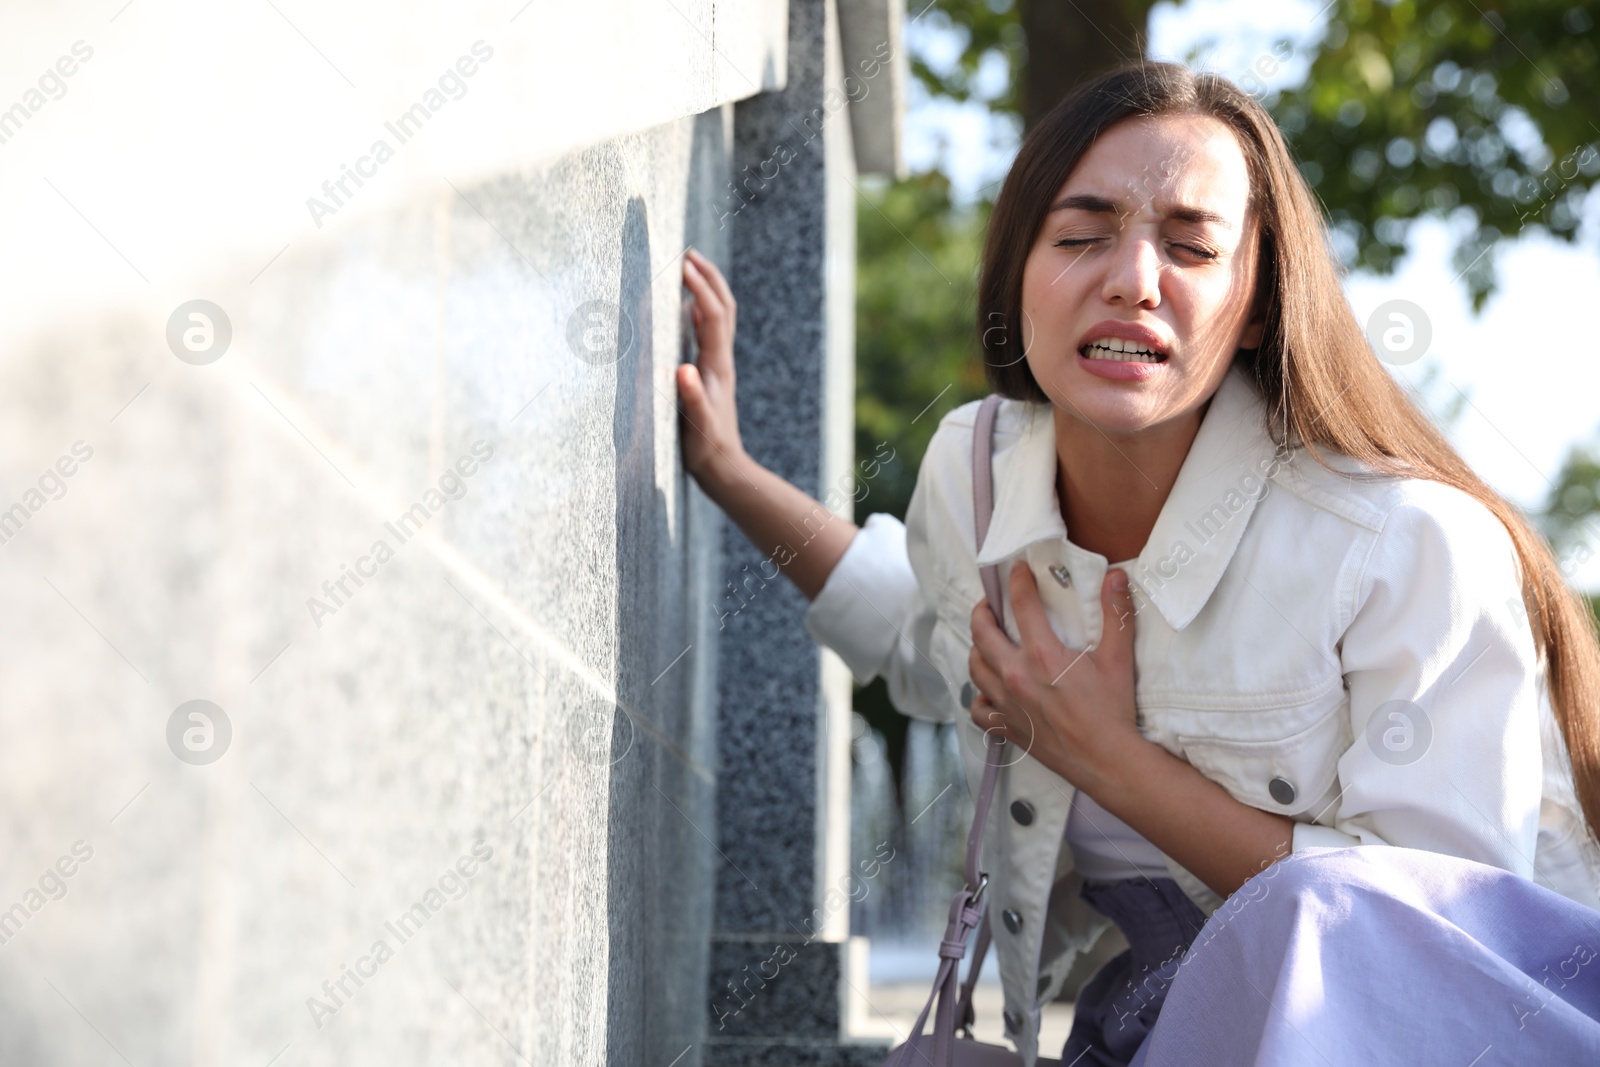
[
  {"xmin": 0, "ymin": 95, "xmax": 730, "ymax": 1067},
  {"xmin": 716, "ymin": 0, "xmax": 833, "ymax": 938},
  {"xmin": 706, "ymin": 1, "xmax": 892, "ymax": 1065},
  {"xmin": 706, "ymin": 1038, "xmax": 894, "ymax": 1067},
  {"xmin": 708, "ymin": 936, "xmax": 846, "ymax": 1040}
]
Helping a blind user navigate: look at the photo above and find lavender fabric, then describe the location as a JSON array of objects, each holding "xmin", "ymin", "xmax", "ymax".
[
  {"xmin": 1060, "ymin": 876, "xmax": 1211, "ymax": 1066},
  {"xmin": 1126, "ymin": 846, "xmax": 1600, "ymax": 1067}
]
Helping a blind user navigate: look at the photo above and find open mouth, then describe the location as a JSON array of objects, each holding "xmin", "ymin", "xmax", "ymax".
[{"xmin": 1078, "ymin": 339, "xmax": 1167, "ymax": 364}]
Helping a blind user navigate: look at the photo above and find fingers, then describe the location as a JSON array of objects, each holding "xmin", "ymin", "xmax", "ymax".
[
  {"xmin": 681, "ymin": 255, "xmax": 717, "ymax": 315},
  {"xmin": 968, "ymin": 691, "xmax": 996, "ymax": 737},
  {"xmin": 681, "ymin": 251, "xmax": 711, "ymax": 302},
  {"xmin": 1007, "ymin": 562, "xmax": 1060, "ymax": 656},
  {"xmin": 969, "ymin": 595, "xmax": 1010, "ymax": 675},
  {"xmin": 1096, "ymin": 567, "xmax": 1136, "ymax": 671},
  {"xmin": 683, "ymin": 251, "xmax": 736, "ymax": 342},
  {"xmin": 967, "ymin": 601, "xmax": 1005, "ymax": 692},
  {"xmin": 967, "ymin": 637, "xmax": 1005, "ymax": 707},
  {"xmin": 687, "ymin": 247, "xmax": 737, "ymax": 320},
  {"xmin": 968, "ymin": 690, "xmax": 1002, "ymax": 735},
  {"xmin": 675, "ymin": 362, "xmax": 703, "ymax": 408},
  {"xmin": 968, "ymin": 691, "xmax": 1015, "ymax": 744},
  {"xmin": 682, "ymin": 253, "xmax": 733, "ymax": 373}
]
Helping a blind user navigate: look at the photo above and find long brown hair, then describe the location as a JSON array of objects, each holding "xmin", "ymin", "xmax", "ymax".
[{"xmin": 978, "ymin": 61, "xmax": 1600, "ymax": 843}]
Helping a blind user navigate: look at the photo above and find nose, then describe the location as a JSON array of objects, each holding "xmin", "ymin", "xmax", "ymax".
[{"xmin": 1100, "ymin": 233, "xmax": 1162, "ymax": 308}]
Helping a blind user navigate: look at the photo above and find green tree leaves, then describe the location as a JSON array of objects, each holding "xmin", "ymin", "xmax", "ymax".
[{"xmin": 1270, "ymin": 1, "xmax": 1599, "ymax": 310}]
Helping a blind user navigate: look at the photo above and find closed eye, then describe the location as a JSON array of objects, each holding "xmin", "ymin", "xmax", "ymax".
[{"xmin": 1054, "ymin": 237, "xmax": 1218, "ymax": 261}]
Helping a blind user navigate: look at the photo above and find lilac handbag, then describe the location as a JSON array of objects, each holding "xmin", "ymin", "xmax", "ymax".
[{"xmin": 882, "ymin": 395, "xmax": 1061, "ymax": 1067}]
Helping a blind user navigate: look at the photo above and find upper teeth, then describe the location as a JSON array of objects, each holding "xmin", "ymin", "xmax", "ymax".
[{"xmin": 1083, "ymin": 337, "xmax": 1162, "ymax": 362}]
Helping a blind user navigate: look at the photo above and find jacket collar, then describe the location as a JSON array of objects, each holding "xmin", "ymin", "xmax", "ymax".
[{"xmin": 973, "ymin": 362, "xmax": 1283, "ymax": 632}]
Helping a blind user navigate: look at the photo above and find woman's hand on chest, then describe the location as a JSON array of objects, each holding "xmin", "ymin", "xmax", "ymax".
[{"xmin": 967, "ymin": 561, "xmax": 1142, "ymax": 793}]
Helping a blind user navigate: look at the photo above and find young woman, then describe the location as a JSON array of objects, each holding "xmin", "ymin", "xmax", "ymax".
[{"xmin": 675, "ymin": 62, "xmax": 1600, "ymax": 1066}]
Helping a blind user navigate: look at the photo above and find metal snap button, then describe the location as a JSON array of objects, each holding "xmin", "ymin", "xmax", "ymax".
[
  {"xmin": 1002, "ymin": 1009, "xmax": 1021, "ymax": 1033},
  {"xmin": 1002, "ymin": 908, "xmax": 1022, "ymax": 934},
  {"xmin": 1268, "ymin": 776, "xmax": 1296, "ymax": 805},
  {"xmin": 1048, "ymin": 564, "xmax": 1071, "ymax": 588},
  {"xmin": 1009, "ymin": 799, "xmax": 1035, "ymax": 826},
  {"xmin": 960, "ymin": 681, "xmax": 974, "ymax": 709}
]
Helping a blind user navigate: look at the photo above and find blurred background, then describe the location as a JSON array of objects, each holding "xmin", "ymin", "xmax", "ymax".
[{"xmin": 0, "ymin": 1, "xmax": 1594, "ymax": 1064}]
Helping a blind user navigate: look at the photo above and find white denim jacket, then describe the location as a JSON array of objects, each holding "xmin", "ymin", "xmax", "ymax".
[{"xmin": 804, "ymin": 363, "xmax": 1600, "ymax": 1066}]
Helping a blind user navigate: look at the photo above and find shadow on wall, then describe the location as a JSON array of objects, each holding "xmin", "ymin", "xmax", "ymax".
[
  {"xmin": 606, "ymin": 193, "xmax": 668, "ymax": 1063},
  {"xmin": 603, "ymin": 103, "xmax": 732, "ymax": 1065},
  {"xmin": 603, "ymin": 137, "xmax": 718, "ymax": 1067}
]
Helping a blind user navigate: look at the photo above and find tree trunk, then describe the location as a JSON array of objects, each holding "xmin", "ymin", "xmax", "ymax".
[{"xmin": 1020, "ymin": 0, "xmax": 1154, "ymax": 130}]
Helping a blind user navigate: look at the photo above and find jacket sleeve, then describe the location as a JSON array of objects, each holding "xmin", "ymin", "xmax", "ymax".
[
  {"xmin": 801, "ymin": 437, "xmax": 969, "ymax": 725},
  {"xmin": 1296, "ymin": 486, "xmax": 1543, "ymax": 876}
]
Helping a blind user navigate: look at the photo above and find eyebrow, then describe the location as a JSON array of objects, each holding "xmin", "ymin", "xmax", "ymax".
[{"xmin": 1046, "ymin": 193, "xmax": 1233, "ymax": 228}]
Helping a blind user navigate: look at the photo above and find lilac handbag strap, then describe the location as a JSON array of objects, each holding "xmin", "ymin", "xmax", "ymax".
[
  {"xmin": 957, "ymin": 393, "xmax": 1006, "ymax": 1033},
  {"xmin": 954, "ymin": 914, "xmax": 992, "ymax": 1035},
  {"xmin": 889, "ymin": 736, "xmax": 1005, "ymax": 1067},
  {"xmin": 972, "ymin": 394, "xmax": 1007, "ymax": 624},
  {"xmin": 888, "ymin": 396, "xmax": 1007, "ymax": 1067}
]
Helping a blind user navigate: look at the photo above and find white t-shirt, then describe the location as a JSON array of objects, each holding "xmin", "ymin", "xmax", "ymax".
[{"xmin": 1064, "ymin": 787, "xmax": 1171, "ymax": 882}]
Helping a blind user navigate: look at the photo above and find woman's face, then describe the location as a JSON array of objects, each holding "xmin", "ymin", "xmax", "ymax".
[{"xmin": 1018, "ymin": 113, "xmax": 1265, "ymax": 437}]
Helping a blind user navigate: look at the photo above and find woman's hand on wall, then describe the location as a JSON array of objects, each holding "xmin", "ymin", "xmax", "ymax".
[
  {"xmin": 967, "ymin": 564, "xmax": 1143, "ymax": 793},
  {"xmin": 676, "ymin": 248, "xmax": 748, "ymax": 489},
  {"xmin": 672, "ymin": 248, "xmax": 860, "ymax": 601}
]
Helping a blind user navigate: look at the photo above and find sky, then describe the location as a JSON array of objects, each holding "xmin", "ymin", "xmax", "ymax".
[{"xmin": 900, "ymin": 0, "xmax": 1600, "ymax": 591}]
